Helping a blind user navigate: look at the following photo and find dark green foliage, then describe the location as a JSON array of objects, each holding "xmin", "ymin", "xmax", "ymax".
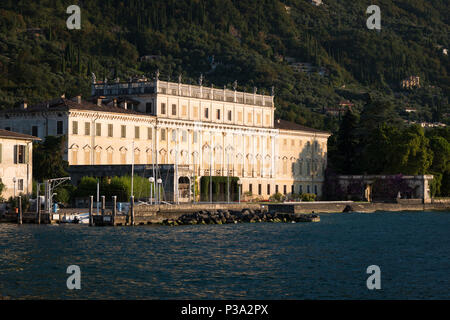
[
  {"xmin": 0, "ymin": 1, "xmax": 448, "ymax": 130},
  {"xmin": 200, "ymin": 176, "xmax": 239, "ymax": 201},
  {"xmin": 32, "ymin": 135, "xmax": 69, "ymax": 182},
  {"xmin": 74, "ymin": 175, "xmax": 152, "ymax": 202},
  {"xmin": 328, "ymin": 100, "xmax": 449, "ymax": 196},
  {"xmin": 8, "ymin": 193, "xmax": 31, "ymax": 212},
  {"xmin": 0, "ymin": 180, "xmax": 5, "ymax": 201}
]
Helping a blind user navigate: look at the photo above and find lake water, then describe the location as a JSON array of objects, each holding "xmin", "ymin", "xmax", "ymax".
[{"xmin": 0, "ymin": 211, "xmax": 449, "ymax": 299}]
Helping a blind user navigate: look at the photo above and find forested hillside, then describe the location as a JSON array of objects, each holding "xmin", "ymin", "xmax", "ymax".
[{"xmin": 0, "ymin": 0, "xmax": 449, "ymax": 131}]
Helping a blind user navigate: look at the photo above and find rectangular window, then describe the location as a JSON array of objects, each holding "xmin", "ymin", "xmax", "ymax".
[
  {"xmin": 57, "ymin": 121, "xmax": 63, "ymax": 135},
  {"xmin": 171, "ymin": 130, "xmax": 177, "ymax": 142},
  {"xmin": 85, "ymin": 122, "xmax": 90, "ymax": 136},
  {"xmin": 248, "ymin": 113, "xmax": 252, "ymax": 123},
  {"xmin": 161, "ymin": 129, "xmax": 166, "ymax": 141},
  {"xmin": 71, "ymin": 122, "xmax": 77, "ymax": 135},
  {"xmin": 216, "ymin": 109, "xmax": 221, "ymax": 120},
  {"xmin": 135, "ymin": 126, "xmax": 140, "ymax": 139},
  {"xmin": 307, "ymin": 185, "xmax": 310, "ymax": 193},
  {"xmin": 258, "ymin": 184, "xmax": 262, "ymax": 195},
  {"xmin": 18, "ymin": 179, "xmax": 23, "ymax": 191},
  {"xmin": 161, "ymin": 103, "xmax": 166, "ymax": 114},
  {"xmin": 299, "ymin": 185, "xmax": 303, "ymax": 194},
  {"xmin": 14, "ymin": 145, "xmax": 26, "ymax": 164},
  {"xmin": 108, "ymin": 124, "xmax": 113, "ymax": 137},
  {"xmin": 182, "ymin": 105, "xmax": 187, "ymax": 117},
  {"xmin": 283, "ymin": 185, "xmax": 287, "ymax": 195},
  {"xmin": 291, "ymin": 185, "xmax": 295, "ymax": 194},
  {"xmin": 32, "ymin": 126, "xmax": 39, "ymax": 137},
  {"xmin": 96, "ymin": 123, "xmax": 101, "ymax": 136},
  {"xmin": 257, "ymin": 114, "xmax": 261, "ymax": 124},
  {"xmin": 276, "ymin": 185, "xmax": 279, "ymax": 194},
  {"xmin": 148, "ymin": 127, "xmax": 152, "ymax": 140},
  {"xmin": 204, "ymin": 108, "xmax": 209, "ymax": 119},
  {"xmin": 267, "ymin": 184, "xmax": 270, "ymax": 195},
  {"xmin": 249, "ymin": 184, "xmax": 253, "ymax": 194},
  {"xmin": 228, "ymin": 110, "xmax": 232, "ymax": 121},
  {"xmin": 172, "ymin": 104, "xmax": 177, "ymax": 116},
  {"xmin": 121, "ymin": 125, "xmax": 126, "ymax": 138},
  {"xmin": 146, "ymin": 102, "xmax": 153, "ymax": 114}
]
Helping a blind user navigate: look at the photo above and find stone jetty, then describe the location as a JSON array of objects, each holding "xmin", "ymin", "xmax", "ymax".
[{"xmin": 161, "ymin": 209, "xmax": 320, "ymax": 226}]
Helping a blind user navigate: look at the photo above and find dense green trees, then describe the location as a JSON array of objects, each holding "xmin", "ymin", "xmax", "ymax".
[
  {"xmin": 0, "ymin": 0, "xmax": 448, "ymax": 130},
  {"xmin": 32, "ymin": 135, "xmax": 69, "ymax": 182},
  {"xmin": 328, "ymin": 101, "xmax": 450, "ymax": 196}
]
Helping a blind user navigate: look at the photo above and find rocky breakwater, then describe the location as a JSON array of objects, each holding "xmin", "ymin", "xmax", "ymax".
[{"xmin": 161, "ymin": 209, "xmax": 320, "ymax": 226}]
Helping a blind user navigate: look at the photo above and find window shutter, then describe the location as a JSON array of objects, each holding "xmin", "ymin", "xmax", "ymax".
[
  {"xmin": 14, "ymin": 145, "xmax": 18, "ymax": 164},
  {"xmin": 25, "ymin": 145, "xmax": 29, "ymax": 164}
]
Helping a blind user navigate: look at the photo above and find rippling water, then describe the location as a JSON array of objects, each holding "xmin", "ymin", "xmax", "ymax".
[{"xmin": 0, "ymin": 211, "xmax": 449, "ymax": 299}]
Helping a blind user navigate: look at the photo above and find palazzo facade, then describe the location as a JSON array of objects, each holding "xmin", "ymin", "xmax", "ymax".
[{"xmin": 0, "ymin": 77, "xmax": 330, "ymax": 199}]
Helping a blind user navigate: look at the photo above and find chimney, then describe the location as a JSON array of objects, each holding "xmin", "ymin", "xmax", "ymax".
[
  {"xmin": 123, "ymin": 101, "xmax": 128, "ymax": 110},
  {"xmin": 97, "ymin": 98, "xmax": 102, "ymax": 106},
  {"xmin": 76, "ymin": 95, "xmax": 82, "ymax": 104}
]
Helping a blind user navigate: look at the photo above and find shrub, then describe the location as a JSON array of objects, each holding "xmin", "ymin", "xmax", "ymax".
[
  {"xmin": 0, "ymin": 181, "xmax": 5, "ymax": 202},
  {"xmin": 301, "ymin": 193, "xmax": 316, "ymax": 202},
  {"xmin": 269, "ymin": 192, "xmax": 285, "ymax": 202},
  {"xmin": 8, "ymin": 193, "xmax": 31, "ymax": 212}
]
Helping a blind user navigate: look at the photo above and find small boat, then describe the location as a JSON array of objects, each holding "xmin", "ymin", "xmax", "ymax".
[{"xmin": 61, "ymin": 212, "xmax": 90, "ymax": 224}]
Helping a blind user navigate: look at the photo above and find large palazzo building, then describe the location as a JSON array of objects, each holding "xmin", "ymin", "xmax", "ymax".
[{"xmin": 0, "ymin": 76, "xmax": 330, "ymax": 200}]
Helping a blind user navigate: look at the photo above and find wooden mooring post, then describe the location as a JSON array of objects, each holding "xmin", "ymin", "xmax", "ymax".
[
  {"xmin": 112, "ymin": 196, "xmax": 117, "ymax": 226},
  {"xmin": 101, "ymin": 195, "xmax": 105, "ymax": 216},
  {"xmin": 130, "ymin": 195, "xmax": 135, "ymax": 226},
  {"xmin": 18, "ymin": 196, "xmax": 22, "ymax": 225},
  {"xmin": 36, "ymin": 196, "xmax": 41, "ymax": 224},
  {"xmin": 89, "ymin": 195, "xmax": 93, "ymax": 226}
]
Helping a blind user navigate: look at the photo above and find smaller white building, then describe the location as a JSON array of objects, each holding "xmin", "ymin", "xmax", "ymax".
[{"xmin": 0, "ymin": 129, "xmax": 40, "ymax": 200}]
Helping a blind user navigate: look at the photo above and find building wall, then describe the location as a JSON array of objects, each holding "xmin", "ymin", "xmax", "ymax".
[
  {"xmin": 0, "ymin": 137, "xmax": 33, "ymax": 199},
  {"xmin": 0, "ymin": 80, "xmax": 329, "ymax": 199}
]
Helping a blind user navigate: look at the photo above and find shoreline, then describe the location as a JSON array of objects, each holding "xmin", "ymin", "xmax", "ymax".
[{"xmin": 1, "ymin": 200, "xmax": 448, "ymax": 226}]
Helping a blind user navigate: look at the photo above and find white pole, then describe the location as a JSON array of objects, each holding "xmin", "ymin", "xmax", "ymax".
[
  {"xmin": 96, "ymin": 179, "xmax": 99, "ymax": 215},
  {"xmin": 175, "ymin": 130, "xmax": 179, "ymax": 204},
  {"xmin": 131, "ymin": 140, "xmax": 135, "ymax": 198},
  {"xmin": 227, "ymin": 152, "xmax": 230, "ymax": 203},
  {"xmin": 209, "ymin": 146, "xmax": 212, "ymax": 203},
  {"xmin": 149, "ymin": 177, "xmax": 154, "ymax": 205}
]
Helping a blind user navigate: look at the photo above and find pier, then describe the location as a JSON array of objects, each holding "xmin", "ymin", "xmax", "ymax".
[{"xmin": 1, "ymin": 197, "xmax": 449, "ymax": 226}]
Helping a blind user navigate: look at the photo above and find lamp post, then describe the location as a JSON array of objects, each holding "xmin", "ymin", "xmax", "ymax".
[
  {"xmin": 225, "ymin": 145, "xmax": 233, "ymax": 204},
  {"xmin": 149, "ymin": 177, "xmax": 155, "ymax": 204},
  {"xmin": 237, "ymin": 180, "xmax": 242, "ymax": 203},
  {"xmin": 157, "ymin": 178, "xmax": 162, "ymax": 204},
  {"xmin": 209, "ymin": 145, "xmax": 213, "ymax": 203}
]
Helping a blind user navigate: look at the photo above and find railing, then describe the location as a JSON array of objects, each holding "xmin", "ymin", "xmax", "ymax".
[{"xmin": 93, "ymin": 81, "xmax": 274, "ymax": 107}]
